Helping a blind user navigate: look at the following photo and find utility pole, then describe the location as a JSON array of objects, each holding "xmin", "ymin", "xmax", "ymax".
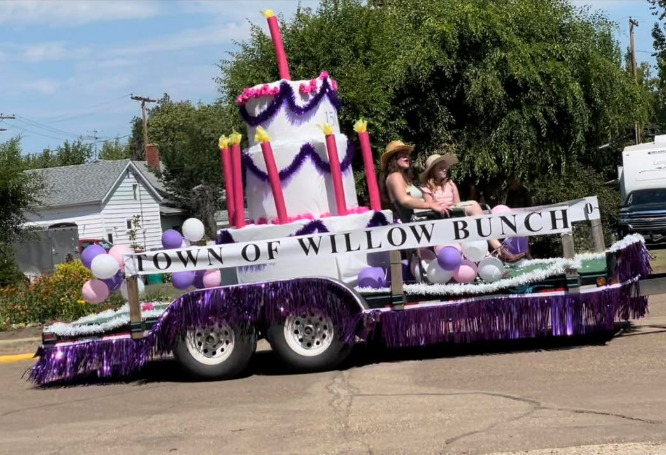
[
  {"xmin": 87, "ymin": 129, "xmax": 99, "ymax": 160},
  {"xmin": 130, "ymin": 94, "xmax": 156, "ymax": 159},
  {"xmin": 630, "ymin": 18, "xmax": 641, "ymax": 144},
  {"xmin": 0, "ymin": 114, "xmax": 14, "ymax": 133}
]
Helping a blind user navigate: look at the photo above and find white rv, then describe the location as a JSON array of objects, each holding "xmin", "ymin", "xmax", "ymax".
[
  {"xmin": 618, "ymin": 135, "xmax": 666, "ymax": 241},
  {"xmin": 619, "ymin": 135, "xmax": 666, "ymax": 202}
]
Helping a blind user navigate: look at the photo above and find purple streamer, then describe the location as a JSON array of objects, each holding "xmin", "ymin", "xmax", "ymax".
[
  {"xmin": 366, "ymin": 211, "xmax": 390, "ymax": 228},
  {"xmin": 377, "ymin": 285, "xmax": 648, "ymax": 349},
  {"xmin": 216, "ymin": 230, "xmax": 235, "ymax": 245},
  {"xmin": 293, "ymin": 220, "xmax": 329, "ymax": 236},
  {"xmin": 28, "ymin": 240, "xmax": 652, "ymax": 385},
  {"xmin": 243, "ymin": 140, "xmax": 355, "ymax": 186},
  {"xmin": 239, "ymin": 79, "xmax": 341, "ymax": 127},
  {"xmin": 29, "ymin": 278, "xmax": 363, "ymax": 386}
]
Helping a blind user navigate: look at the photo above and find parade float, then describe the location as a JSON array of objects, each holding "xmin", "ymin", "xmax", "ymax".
[{"xmin": 29, "ymin": 10, "xmax": 662, "ymax": 385}]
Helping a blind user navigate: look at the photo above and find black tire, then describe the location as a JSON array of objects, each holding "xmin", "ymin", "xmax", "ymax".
[
  {"xmin": 173, "ymin": 322, "xmax": 256, "ymax": 380},
  {"xmin": 267, "ymin": 311, "xmax": 352, "ymax": 373}
]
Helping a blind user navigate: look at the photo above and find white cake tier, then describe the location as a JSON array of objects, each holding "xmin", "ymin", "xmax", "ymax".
[
  {"xmin": 245, "ymin": 134, "xmax": 358, "ymax": 222},
  {"xmin": 242, "ymin": 78, "xmax": 341, "ymax": 148},
  {"xmin": 220, "ymin": 210, "xmax": 394, "ymax": 286}
]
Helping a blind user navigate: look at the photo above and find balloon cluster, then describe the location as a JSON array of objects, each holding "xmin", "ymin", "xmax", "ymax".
[
  {"xmin": 80, "ymin": 243, "xmax": 140, "ymax": 304},
  {"xmin": 164, "ymin": 219, "xmax": 224, "ymax": 291},
  {"xmin": 356, "ymin": 205, "xmax": 526, "ymax": 288}
]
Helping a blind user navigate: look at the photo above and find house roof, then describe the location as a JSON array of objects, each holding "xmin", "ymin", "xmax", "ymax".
[
  {"xmin": 133, "ymin": 161, "xmax": 166, "ymax": 195},
  {"xmin": 27, "ymin": 160, "xmax": 162, "ymax": 208}
]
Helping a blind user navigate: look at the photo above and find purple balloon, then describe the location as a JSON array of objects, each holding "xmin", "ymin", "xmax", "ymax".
[
  {"xmin": 386, "ymin": 259, "xmax": 413, "ymax": 283},
  {"xmin": 506, "ymin": 237, "xmax": 529, "ymax": 255},
  {"xmin": 161, "ymin": 229, "xmax": 183, "ymax": 250},
  {"xmin": 358, "ymin": 267, "xmax": 386, "ymax": 289},
  {"xmin": 172, "ymin": 271, "xmax": 195, "ymax": 290},
  {"xmin": 193, "ymin": 270, "xmax": 206, "ymax": 289},
  {"xmin": 437, "ymin": 246, "xmax": 462, "ymax": 271},
  {"xmin": 81, "ymin": 245, "xmax": 106, "ymax": 269},
  {"xmin": 102, "ymin": 271, "xmax": 123, "ymax": 292}
]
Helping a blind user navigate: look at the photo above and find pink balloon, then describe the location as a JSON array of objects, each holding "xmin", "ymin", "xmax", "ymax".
[
  {"xmin": 453, "ymin": 259, "xmax": 478, "ymax": 284},
  {"xmin": 202, "ymin": 269, "xmax": 222, "ymax": 288},
  {"xmin": 435, "ymin": 243, "xmax": 461, "ymax": 254},
  {"xmin": 108, "ymin": 245, "xmax": 132, "ymax": 269},
  {"xmin": 419, "ymin": 248, "xmax": 437, "ymax": 262},
  {"xmin": 82, "ymin": 279, "xmax": 110, "ymax": 304},
  {"xmin": 491, "ymin": 205, "xmax": 512, "ymax": 215}
]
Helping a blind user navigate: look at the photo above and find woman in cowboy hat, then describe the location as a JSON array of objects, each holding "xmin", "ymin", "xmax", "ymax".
[
  {"xmin": 380, "ymin": 140, "xmax": 449, "ymax": 223},
  {"xmin": 420, "ymin": 153, "xmax": 524, "ymax": 263}
]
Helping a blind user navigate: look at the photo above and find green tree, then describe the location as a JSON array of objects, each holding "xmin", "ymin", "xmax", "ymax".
[
  {"xmin": 126, "ymin": 94, "xmax": 237, "ymax": 228},
  {"xmin": 53, "ymin": 139, "xmax": 93, "ymax": 166},
  {"xmin": 217, "ymin": 0, "xmax": 649, "ymax": 244},
  {"xmin": 0, "ymin": 137, "xmax": 45, "ymax": 286},
  {"xmin": 98, "ymin": 138, "xmax": 130, "ymax": 160},
  {"xmin": 22, "ymin": 138, "xmax": 94, "ymax": 169}
]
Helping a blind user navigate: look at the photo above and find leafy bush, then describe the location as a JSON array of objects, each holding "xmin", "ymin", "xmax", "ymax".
[{"xmin": 0, "ymin": 260, "xmax": 120, "ymax": 329}]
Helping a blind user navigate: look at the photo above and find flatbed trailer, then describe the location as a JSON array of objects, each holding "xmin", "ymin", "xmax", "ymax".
[{"xmin": 28, "ymin": 197, "xmax": 665, "ymax": 385}]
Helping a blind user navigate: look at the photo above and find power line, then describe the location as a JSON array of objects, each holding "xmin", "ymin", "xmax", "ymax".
[
  {"xmin": 14, "ymin": 115, "xmax": 86, "ymax": 139},
  {"xmin": 36, "ymin": 93, "xmax": 132, "ymax": 123},
  {"xmin": 4, "ymin": 123, "xmax": 77, "ymax": 142}
]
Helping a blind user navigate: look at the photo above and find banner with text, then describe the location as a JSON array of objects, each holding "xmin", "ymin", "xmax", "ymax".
[{"xmin": 124, "ymin": 205, "xmax": 578, "ymax": 276}]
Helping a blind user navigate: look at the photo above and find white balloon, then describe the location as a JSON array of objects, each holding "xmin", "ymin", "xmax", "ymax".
[
  {"xmin": 426, "ymin": 260, "xmax": 454, "ymax": 284},
  {"xmin": 461, "ymin": 240, "xmax": 488, "ymax": 263},
  {"xmin": 120, "ymin": 279, "xmax": 145, "ymax": 300},
  {"xmin": 90, "ymin": 254, "xmax": 120, "ymax": 279},
  {"xmin": 478, "ymin": 257, "xmax": 506, "ymax": 283},
  {"xmin": 182, "ymin": 218, "xmax": 205, "ymax": 242}
]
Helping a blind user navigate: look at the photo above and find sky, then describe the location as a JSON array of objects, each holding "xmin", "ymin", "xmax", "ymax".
[{"xmin": 0, "ymin": 0, "xmax": 659, "ymax": 155}]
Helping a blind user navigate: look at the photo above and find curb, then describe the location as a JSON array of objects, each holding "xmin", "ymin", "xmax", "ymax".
[{"xmin": 0, "ymin": 353, "xmax": 35, "ymax": 364}]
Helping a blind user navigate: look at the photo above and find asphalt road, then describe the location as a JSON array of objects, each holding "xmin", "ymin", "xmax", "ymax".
[{"xmin": 1, "ymin": 298, "xmax": 665, "ymax": 455}]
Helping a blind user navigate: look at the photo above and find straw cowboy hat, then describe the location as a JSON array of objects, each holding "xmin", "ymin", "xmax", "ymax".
[
  {"xmin": 381, "ymin": 140, "xmax": 414, "ymax": 171},
  {"xmin": 419, "ymin": 153, "xmax": 459, "ymax": 183}
]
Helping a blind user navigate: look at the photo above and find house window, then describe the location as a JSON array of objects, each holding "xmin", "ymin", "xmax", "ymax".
[
  {"xmin": 126, "ymin": 219, "xmax": 132, "ymax": 230},
  {"xmin": 133, "ymin": 184, "xmax": 138, "ymax": 200},
  {"xmin": 107, "ymin": 233, "xmax": 114, "ymax": 243}
]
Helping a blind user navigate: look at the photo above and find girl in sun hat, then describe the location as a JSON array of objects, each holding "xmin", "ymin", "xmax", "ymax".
[
  {"xmin": 379, "ymin": 140, "xmax": 450, "ymax": 223},
  {"xmin": 420, "ymin": 153, "xmax": 524, "ymax": 263}
]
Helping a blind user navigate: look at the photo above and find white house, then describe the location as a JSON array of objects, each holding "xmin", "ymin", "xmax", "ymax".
[{"xmin": 26, "ymin": 160, "xmax": 166, "ymax": 251}]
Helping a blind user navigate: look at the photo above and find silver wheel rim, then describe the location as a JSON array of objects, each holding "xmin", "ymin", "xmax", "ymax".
[
  {"xmin": 283, "ymin": 311, "xmax": 335, "ymax": 357},
  {"xmin": 185, "ymin": 322, "xmax": 235, "ymax": 365}
]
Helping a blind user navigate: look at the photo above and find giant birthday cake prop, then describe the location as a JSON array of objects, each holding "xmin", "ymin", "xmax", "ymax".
[{"xmin": 219, "ymin": 9, "xmax": 386, "ymax": 286}]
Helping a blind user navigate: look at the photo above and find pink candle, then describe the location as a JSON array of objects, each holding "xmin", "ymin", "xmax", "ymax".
[
  {"xmin": 262, "ymin": 10, "xmax": 290, "ymax": 80},
  {"xmin": 354, "ymin": 119, "xmax": 381, "ymax": 211},
  {"xmin": 230, "ymin": 133, "xmax": 245, "ymax": 228},
  {"xmin": 321, "ymin": 124, "xmax": 348, "ymax": 216},
  {"xmin": 255, "ymin": 127, "xmax": 288, "ymax": 223},
  {"xmin": 218, "ymin": 136, "xmax": 236, "ymax": 227}
]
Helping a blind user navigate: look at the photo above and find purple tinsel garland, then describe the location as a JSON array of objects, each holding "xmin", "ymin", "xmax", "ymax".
[
  {"xmin": 215, "ymin": 211, "xmax": 389, "ymax": 246},
  {"xmin": 29, "ymin": 239, "xmax": 652, "ymax": 385},
  {"xmin": 239, "ymin": 79, "xmax": 341, "ymax": 127},
  {"xmin": 29, "ymin": 278, "xmax": 364, "ymax": 385},
  {"xmin": 243, "ymin": 141, "xmax": 355, "ymax": 186},
  {"xmin": 375, "ymin": 285, "xmax": 648, "ymax": 349}
]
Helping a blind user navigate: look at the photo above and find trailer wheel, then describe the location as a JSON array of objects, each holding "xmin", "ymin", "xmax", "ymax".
[
  {"xmin": 267, "ymin": 310, "xmax": 351, "ymax": 372},
  {"xmin": 173, "ymin": 321, "xmax": 256, "ymax": 380}
]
